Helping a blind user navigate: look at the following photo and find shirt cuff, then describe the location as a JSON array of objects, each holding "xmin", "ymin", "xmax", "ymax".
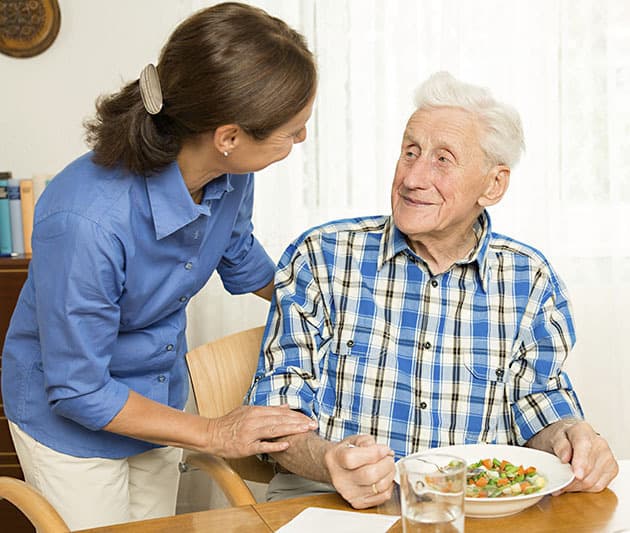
[
  {"xmin": 248, "ymin": 377, "xmax": 315, "ymax": 420},
  {"xmin": 511, "ymin": 388, "xmax": 584, "ymax": 445},
  {"xmin": 50, "ymin": 378, "xmax": 130, "ymax": 431},
  {"xmin": 219, "ymin": 236, "xmax": 275, "ymax": 295}
]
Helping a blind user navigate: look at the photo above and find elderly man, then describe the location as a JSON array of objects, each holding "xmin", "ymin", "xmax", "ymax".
[{"xmin": 247, "ymin": 72, "xmax": 618, "ymax": 509}]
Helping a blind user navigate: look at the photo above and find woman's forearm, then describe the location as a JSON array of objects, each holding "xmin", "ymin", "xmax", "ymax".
[
  {"xmin": 103, "ymin": 390, "xmax": 211, "ymax": 451},
  {"xmin": 103, "ymin": 390, "xmax": 318, "ymax": 458}
]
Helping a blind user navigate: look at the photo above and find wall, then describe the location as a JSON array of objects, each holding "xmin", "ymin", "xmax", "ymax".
[{"xmin": 0, "ymin": 0, "xmax": 193, "ymax": 179}]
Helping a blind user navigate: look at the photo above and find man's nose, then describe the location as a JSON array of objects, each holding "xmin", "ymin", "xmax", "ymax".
[{"xmin": 403, "ymin": 156, "xmax": 431, "ymax": 188}]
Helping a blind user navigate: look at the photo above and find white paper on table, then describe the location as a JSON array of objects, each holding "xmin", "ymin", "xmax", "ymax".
[{"xmin": 275, "ymin": 507, "xmax": 400, "ymax": 533}]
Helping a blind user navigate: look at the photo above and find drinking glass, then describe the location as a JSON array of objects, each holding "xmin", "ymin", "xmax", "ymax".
[{"xmin": 398, "ymin": 452, "xmax": 466, "ymax": 532}]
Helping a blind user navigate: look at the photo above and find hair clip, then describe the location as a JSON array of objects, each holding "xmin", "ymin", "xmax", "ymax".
[{"xmin": 139, "ymin": 63, "xmax": 163, "ymax": 115}]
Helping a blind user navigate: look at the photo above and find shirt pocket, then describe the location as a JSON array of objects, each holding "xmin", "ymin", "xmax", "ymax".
[
  {"xmin": 461, "ymin": 339, "xmax": 510, "ymax": 443},
  {"xmin": 332, "ymin": 323, "xmax": 389, "ymax": 360},
  {"xmin": 319, "ymin": 323, "xmax": 399, "ymax": 422},
  {"xmin": 462, "ymin": 338, "xmax": 510, "ymax": 384}
]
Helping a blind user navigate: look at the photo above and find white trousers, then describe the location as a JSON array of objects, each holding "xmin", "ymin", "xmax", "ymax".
[{"xmin": 9, "ymin": 421, "xmax": 182, "ymax": 530}]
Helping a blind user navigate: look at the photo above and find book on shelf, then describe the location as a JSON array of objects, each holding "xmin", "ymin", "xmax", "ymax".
[
  {"xmin": 20, "ymin": 179, "xmax": 35, "ymax": 255},
  {"xmin": 8, "ymin": 178, "xmax": 25, "ymax": 255},
  {"xmin": 0, "ymin": 174, "xmax": 13, "ymax": 256}
]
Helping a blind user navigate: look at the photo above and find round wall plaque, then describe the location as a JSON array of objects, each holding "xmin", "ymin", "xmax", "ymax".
[{"xmin": 0, "ymin": 0, "xmax": 61, "ymax": 58}]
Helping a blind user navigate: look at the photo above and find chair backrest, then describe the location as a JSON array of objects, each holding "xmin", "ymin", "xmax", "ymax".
[
  {"xmin": 0, "ymin": 476, "xmax": 70, "ymax": 533},
  {"xmin": 185, "ymin": 325, "xmax": 274, "ymax": 484}
]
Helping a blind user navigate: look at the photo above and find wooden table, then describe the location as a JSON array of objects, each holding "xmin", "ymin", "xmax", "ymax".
[{"xmin": 79, "ymin": 461, "xmax": 630, "ymax": 532}]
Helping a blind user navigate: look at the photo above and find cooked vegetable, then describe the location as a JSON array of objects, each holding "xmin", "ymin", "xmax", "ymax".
[{"xmin": 466, "ymin": 458, "xmax": 546, "ymax": 498}]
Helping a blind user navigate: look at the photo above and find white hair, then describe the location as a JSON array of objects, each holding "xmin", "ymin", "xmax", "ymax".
[{"xmin": 413, "ymin": 72, "xmax": 525, "ymax": 168}]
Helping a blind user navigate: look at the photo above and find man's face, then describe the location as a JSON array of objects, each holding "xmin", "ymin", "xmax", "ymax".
[{"xmin": 391, "ymin": 106, "xmax": 495, "ymax": 244}]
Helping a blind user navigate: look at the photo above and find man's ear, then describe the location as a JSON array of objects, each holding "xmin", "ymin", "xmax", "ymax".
[
  {"xmin": 213, "ymin": 124, "xmax": 241, "ymax": 155},
  {"xmin": 478, "ymin": 166, "xmax": 510, "ymax": 207}
]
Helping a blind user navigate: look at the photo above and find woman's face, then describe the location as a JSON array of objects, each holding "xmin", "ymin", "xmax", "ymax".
[{"xmin": 228, "ymin": 95, "xmax": 315, "ymax": 173}]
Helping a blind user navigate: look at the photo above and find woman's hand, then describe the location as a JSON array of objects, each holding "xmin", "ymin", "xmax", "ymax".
[
  {"xmin": 205, "ymin": 404, "xmax": 318, "ymax": 458},
  {"xmin": 103, "ymin": 391, "xmax": 316, "ymax": 458}
]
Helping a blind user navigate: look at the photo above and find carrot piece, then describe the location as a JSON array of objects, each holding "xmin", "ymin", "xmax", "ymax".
[
  {"xmin": 500, "ymin": 460, "xmax": 509, "ymax": 471},
  {"xmin": 475, "ymin": 477, "xmax": 489, "ymax": 487},
  {"xmin": 525, "ymin": 466, "xmax": 536, "ymax": 475},
  {"xmin": 520, "ymin": 481, "xmax": 531, "ymax": 492},
  {"xmin": 496, "ymin": 478, "xmax": 509, "ymax": 486},
  {"xmin": 481, "ymin": 459, "xmax": 493, "ymax": 470}
]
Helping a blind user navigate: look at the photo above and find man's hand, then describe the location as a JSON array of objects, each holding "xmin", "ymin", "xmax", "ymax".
[
  {"xmin": 526, "ymin": 419, "xmax": 618, "ymax": 493},
  {"xmin": 324, "ymin": 434, "xmax": 396, "ymax": 509},
  {"xmin": 206, "ymin": 404, "xmax": 318, "ymax": 458}
]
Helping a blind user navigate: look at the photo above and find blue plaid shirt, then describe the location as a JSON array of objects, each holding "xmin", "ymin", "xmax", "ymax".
[{"xmin": 248, "ymin": 212, "xmax": 583, "ymax": 458}]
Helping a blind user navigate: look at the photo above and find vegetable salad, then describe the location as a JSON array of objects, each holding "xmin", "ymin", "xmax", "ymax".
[{"xmin": 466, "ymin": 458, "xmax": 546, "ymax": 498}]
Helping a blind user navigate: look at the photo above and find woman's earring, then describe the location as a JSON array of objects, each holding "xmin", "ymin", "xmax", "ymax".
[{"xmin": 223, "ymin": 151, "xmax": 229, "ymax": 157}]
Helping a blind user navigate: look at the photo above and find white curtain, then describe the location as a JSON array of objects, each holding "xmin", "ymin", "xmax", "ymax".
[{"xmin": 186, "ymin": 0, "xmax": 630, "ymax": 469}]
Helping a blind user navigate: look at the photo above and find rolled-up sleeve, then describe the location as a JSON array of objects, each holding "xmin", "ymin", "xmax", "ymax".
[
  {"xmin": 217, "ymin": 176, "xmax": 274, "ymax": 294},
  {"xmin": 247, "ymin": 241, "xmax": 331, "ymax": 419},
  {"xmin": 32, "ymin": 211, "xmax": 130, "ymax": 430},
  {"xmin": 509, "ymin": 271, "xmax": 584, "ymax": 444}
]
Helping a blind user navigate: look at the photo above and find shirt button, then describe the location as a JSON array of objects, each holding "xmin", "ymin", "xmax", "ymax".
[
  {"xmin": 179, "ymin": 296, "xmax": 188, "ymax": 303},
  {"xmin": 420, "ymin": 401, "xmax": 428, "ymax": 409},
  {"xmin": 346, "ymin": 340, "xmax": 354, "ymax": 347},
  {"xmin": 423, "ymin": 341, "xmax": 432, "ymax": 350},
  {"xmin": 430, "ymin": 279, "xmax": 438, "ymax": 288},
  {"xmin": 158, "ymin": 375, "xmax": 166, "ymax": 383},
  {"xmin": 185, "ymin": 262, "xmax": 193, "ymax": 270},
  {"xmin": 495, "ymin": 368, "xmax": 505, "ymax": 379},
  {"xmin": 166, "ymin": 344, "xmax": 174, "ymax": 351}
]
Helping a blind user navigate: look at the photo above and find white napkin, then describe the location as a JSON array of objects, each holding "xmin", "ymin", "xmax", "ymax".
[{"xmin": 275, "ymin": 507, "xmax": 400, "ymax": 533}]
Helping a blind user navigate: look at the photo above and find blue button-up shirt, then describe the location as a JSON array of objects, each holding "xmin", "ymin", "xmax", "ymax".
[
  {"xmin": 2, "ymin": 152, "xmax": 275, "ymax": 458},
  {"xmin": 248, "ymin": 213, "xmax": 583, "ymax": 458}
]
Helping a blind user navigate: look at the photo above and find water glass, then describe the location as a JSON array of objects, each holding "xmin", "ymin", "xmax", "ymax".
[{"xmin": 398, "ymin": 452, "xmax": 466, "ymax": 532}]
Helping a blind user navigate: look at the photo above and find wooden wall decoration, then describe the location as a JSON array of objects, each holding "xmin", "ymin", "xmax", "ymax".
[{"xmin": 0, "ymin": 0, "xmax": 60, "ymax": 58}]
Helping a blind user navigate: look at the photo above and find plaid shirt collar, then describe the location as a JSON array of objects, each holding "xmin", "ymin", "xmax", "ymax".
[{"xmin": 378, "ymin": 210, "xmax": 493, "ymax": 292}]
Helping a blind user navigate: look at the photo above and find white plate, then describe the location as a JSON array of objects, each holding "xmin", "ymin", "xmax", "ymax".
[{"xmin": 395, "ymin": 444, "xmax": 574, "ymax": 518}]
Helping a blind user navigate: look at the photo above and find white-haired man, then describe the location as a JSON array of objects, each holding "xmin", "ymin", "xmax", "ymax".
[{"xmin": 247, "ymin": 72, "xmax": 618, "ymax": 509}]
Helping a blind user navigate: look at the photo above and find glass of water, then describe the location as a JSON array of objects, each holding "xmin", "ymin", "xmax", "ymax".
[{"xmin": 398, "ymin": 452, "xmax": 466, "ymax": 532}]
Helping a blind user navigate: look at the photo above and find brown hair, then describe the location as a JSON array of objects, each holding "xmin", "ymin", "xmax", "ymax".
[{"xmin": 84, "ymin": 2, "xmax": 317, "ymax": 176}]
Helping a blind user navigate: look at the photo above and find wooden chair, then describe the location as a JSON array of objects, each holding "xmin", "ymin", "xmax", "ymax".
[
  {"xmin": 182, "ymin": 325, "xmax": 275, "ymax": 507},
  {"xmin": 0, "ymin": 476, "xmax": 70, "ymax": 532}
]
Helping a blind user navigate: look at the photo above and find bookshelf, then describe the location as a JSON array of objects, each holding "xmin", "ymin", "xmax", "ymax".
[
  {"xmin": 0, "ymin": 254, "xmax": 33, "ymax": 532},
  {"xmin": 1, "ymin": 174, "xmax": 49, "ymax": 257}
]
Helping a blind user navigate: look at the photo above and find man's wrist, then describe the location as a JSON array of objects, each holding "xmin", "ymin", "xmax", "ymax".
[{"xmin": 556, "ymin": 417, "xmax": 582, "ymax": 428}]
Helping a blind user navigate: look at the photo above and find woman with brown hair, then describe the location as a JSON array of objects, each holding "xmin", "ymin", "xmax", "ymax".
[{"xmin": 1, "ymin": 2, "xmax": 317, "ymax": 529}]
